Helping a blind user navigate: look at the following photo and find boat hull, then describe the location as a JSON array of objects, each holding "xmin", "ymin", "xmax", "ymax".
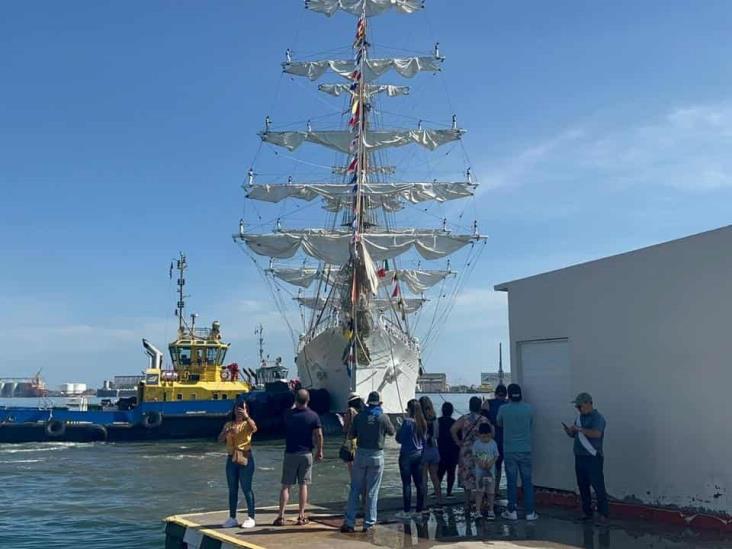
[
  {"xmin": 296, "ymin": 324, "xmax": 420, "ymax": 414},
  {"xmin": 0, "ymin": 390, "xmax": 299, "ymax": 443}
]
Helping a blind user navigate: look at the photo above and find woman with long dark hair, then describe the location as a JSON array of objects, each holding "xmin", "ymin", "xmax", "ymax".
[
  {"xmin": 419, "ymin": 396, "xmax": 443, "ymax": 506},
  {"xmin": 395, "ymin": 399, "xmax": 427, "ymax": 518},
  {"xmin": 218, "ymin": 399, "xmax": 258, "ymax": 528},
  {"xmin": 437, "ymin": 401, "xmax": 460, "ymax": 497},
  {"xmin": 450, "ymin": 396, "xmax": 490, "ymax": 510}
]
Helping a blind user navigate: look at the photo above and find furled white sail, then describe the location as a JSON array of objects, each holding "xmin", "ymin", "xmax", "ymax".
[
  {"xmin": 267, "ymin": 267, "xmax": 321, "ymax": 288},
  {"xmin": 260, "ymin": 129, "xmax": 463, "ymax": 154},
  {"xmin": 246, "ymin": 182, "xmax": 476, "ymax": 212},
  {"xmin": 386, "ymin": 269, "xmax": 452, "ymax": 293},
  {"xmin": 319, "ymin": 83, "xmax": 410, "ymax": 97},
  {"xmin": 270, "ymin": 266, "xmax": 451, "ymax": 294},
  {"xmin": 332, "ymin": 165, "xmax": 396, "ymax": 175},
  {"xmin": 240, "ymin": 229, "xmax": 475, "ymax": 264},
  {"xmin": 305, "ymin": 0, "xmax": 424, "ymax": 17},
  {"xmin": 283, "ymin": 56, "xmax": 442, "ymax": 82},
  {"xmin": 296, "ymin": 296, "xmax": 427, "ymax": 314}
]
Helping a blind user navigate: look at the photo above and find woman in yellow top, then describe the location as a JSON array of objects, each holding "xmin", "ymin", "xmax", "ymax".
[{"xmin": 218, "ymin": 399, "xmax": 258, "ymax": 528}]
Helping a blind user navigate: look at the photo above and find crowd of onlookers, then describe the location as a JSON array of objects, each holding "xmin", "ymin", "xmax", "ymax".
[{"xmin": 216, "ymin": 385, "xmax": 608, "ymax": 532}]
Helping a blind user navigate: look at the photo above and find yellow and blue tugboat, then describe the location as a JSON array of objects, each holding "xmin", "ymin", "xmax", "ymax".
[{"xmin": 0, "ymin": 254, "xmax": 301, "ymax": 443}]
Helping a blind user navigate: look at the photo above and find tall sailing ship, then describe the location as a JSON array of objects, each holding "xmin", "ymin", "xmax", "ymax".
[{"xmin": 235, "ymin": 0, "xmax": 485, "ymax": 414}]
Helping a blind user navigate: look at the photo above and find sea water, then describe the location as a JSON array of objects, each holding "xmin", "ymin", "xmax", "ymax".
[
  {"xmin": 0, "ymin": 393, "xmax": 477, "ymax": 548},
  {"xmin": 1, "ymin": 394, "xmax": 727, "ymax": 548}
]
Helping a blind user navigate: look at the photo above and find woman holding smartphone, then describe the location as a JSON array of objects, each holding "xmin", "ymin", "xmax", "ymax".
[{"xmin": 218, "ymin": 399, "xmax": 258, "ymax": 528}]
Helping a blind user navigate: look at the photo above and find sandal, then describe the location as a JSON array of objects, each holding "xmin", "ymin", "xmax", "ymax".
[
  {"xmin": 296, "ymin": 516, "xmax": 309, "ymax": 525},
  {"xmin": 272, "ymin": 516, "xmax": 285, "ymax": 526}
]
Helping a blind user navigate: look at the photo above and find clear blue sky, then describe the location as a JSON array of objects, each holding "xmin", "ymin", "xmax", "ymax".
[{"xmin": 2, "ymin": 1, "xmax": 732, "ymax": 387}]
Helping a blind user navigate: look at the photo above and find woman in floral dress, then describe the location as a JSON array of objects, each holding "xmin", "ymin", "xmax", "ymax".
[{"xmin": 450, "ymin": 396, "xmax": 491, "ymax": 508}]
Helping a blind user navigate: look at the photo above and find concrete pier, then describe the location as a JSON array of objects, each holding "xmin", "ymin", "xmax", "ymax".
[{"xmin": 164, "ymin": 496, "xmax": 730, "ymax": 549}]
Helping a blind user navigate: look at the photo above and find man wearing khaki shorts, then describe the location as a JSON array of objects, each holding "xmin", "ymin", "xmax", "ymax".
[{"xmin": 274, "ymin": 389, "xmax": 323, "ymax": 526}]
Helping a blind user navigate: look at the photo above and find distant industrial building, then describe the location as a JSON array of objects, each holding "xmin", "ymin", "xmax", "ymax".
[
  {"xmin": 480, "ymin": 372, "xmax": 512, "ymax": 388},
  {"xmin": 60, "ymin": 383, "xmax": 87, "ymax": 395},
  {"xmin": 496, "ymin": 225, "xmax": 732, "ymax": 515},
  {"xmin": 417, "ymin": 373, "xmax": 448, "ymax": 393}
]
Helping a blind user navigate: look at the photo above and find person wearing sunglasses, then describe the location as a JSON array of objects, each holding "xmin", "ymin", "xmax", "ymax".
[{"xmin": 563, "ymin": 392, "xmax": 608, "ymax": 523}]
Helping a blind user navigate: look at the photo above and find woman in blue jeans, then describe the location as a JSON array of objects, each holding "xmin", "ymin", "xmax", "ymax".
[
  {"xmin": 396, "ymin": 399, "xmax": 427, "ymax": 518},
  {"xmin": 218, "ymin": 400, "xmax": 258, "ymax": 528}
]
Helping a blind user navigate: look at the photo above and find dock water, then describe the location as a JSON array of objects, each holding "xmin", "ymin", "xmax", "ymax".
[{"xmin": 164, "ymin": 496, "xmax": 731, "ymax": 549}]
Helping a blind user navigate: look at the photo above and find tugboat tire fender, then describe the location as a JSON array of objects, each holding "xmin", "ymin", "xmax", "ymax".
[
  {"xmin": 142, "ymin": 411, "xmax": 163, "ymax": 429},
  {"xmin": 46, "ymin": 419, "xmax": 66, "ymax": 437},
  {"xmin": 87, "ymin": 423, "xmax": 108, "ymax": 441}
]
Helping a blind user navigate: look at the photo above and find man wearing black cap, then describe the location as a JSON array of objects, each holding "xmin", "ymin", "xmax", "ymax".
[
  {"xmin": 497, "ymin": 383, "xmax": 538, "ymax": 521},
  {"xmin": 340, "ymin": 391, "xmax": 395, "ymax": 533},
  {"xmin": 564, "ymin": 392, "xmax": 608, "ymax": 523}
]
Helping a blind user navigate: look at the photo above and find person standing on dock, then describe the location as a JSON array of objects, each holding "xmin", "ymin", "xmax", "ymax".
[
  {"xmin": 419, "ymin": 396, "xmax": 443, "ymax": 507},
  {"xmin": 471, "ymin": 422, "xmax": 499, "ymax": 520},
  {"xmin": 497, "ymin": 383, "xmax": 538, "ymax": 521},
  {"xmin": 564, "ymin": 392, "xmax": 608, "ymax": 523},
  {"xmin": 395, "ymin": 399, "xmax": 428, "ymax": 518},
  {"xmin": 340, "ymin": 391, "xmax": 396, "ymax": 534},
  {"xmin": 219, "ymin": 399, "xmax": 258, "ymax": 529},
  {"xmin": 488, "ymin": 384, "xmax": 508, "ymax": 500},
  {"xmin": 340, "ymin": 393, "xmax": 364, "ymax": 473},
  {"xmin": 437, "ymin": 401, "xmax": 460, "ymax": 497},
  {"xmin": 274, "ymin": 389, "xmax": 323, "ymax": 526},
  {"xmin": 450, "ymin": 396, "xmax": 490, "ymax": 511}
]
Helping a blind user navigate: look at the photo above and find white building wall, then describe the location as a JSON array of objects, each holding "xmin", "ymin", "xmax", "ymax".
[{"xmin": 497, "ymin": 225, "xmax": 732, "ymax": 513}]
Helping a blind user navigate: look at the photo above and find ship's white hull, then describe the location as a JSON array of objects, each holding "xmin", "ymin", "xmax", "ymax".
[{"xmin": 296, "ymin": 324, "xmax": 420, "ymax": 414}]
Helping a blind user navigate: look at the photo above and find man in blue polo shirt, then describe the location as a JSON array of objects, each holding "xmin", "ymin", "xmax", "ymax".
[
  {"xmin": 564, "ymin": 392, "xmax": 608, "ymax": 523},
  {"xmin": 497, "ymin": 383, "xmax": 537, "ymax": 521},
  {"xmin": 274, "ymin": 389, "xmax": 323, "ymax": 526}
]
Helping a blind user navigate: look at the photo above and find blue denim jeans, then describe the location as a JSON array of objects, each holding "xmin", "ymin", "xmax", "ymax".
[
  {"xmin": 344, "ymin": 448, "xmax": 384, "ymax": 528},
  {"xmin": 504, "ymin": 452, "xmax": 534, "ymax": 514},
  {"xmin": 398, "ymin": 452, "xmax": 425, "ymax": 512},
  {"xmin": 226, "ymin": 453, "xmax": 255, "ymax": 519}
]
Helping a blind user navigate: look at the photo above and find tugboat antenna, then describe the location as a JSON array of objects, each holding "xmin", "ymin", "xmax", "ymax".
[
  {"xmin": 174, "ymin": 252, "xmax": 188, "ymax": 335},
  {"xmin": 255, "ymin": 324, "xmax": 264, "ymax": 363}
]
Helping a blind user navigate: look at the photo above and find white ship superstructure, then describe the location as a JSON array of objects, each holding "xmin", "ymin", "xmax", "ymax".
[{"xmin": 236, "ymin": 0, "xmax": 485, "ymax": 414}]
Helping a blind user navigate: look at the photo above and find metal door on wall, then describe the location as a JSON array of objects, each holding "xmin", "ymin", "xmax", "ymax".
[{"xmin": 518, "ymin": 338, "xmax": 575, "ymax": 491}]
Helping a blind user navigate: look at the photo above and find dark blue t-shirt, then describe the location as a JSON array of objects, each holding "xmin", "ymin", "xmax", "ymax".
[
  {"xmin": 285, "ymin": 407, "xmax": 322, "ymax": 454},
  {"xmin": 488, "ymin": 398, "xmax": 508, "ymax": 450},
  {"xmin": 396, "ymin": 417, "xmax": 425, "ymax": 456}
]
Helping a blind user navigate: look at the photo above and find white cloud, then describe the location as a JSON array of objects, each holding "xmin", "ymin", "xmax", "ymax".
[{"xmin": 480, "ymin": 101, "xmax": 732, "ymax": 193}]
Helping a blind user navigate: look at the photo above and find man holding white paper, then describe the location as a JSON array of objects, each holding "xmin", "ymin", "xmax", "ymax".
[{"xmin": 563, "ymin": 392, "xmax": 608, "ymax": 523}]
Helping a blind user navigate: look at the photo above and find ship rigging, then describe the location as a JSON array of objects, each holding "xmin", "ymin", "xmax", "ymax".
[{"xmin": 235, "ymin": 0, "xmax": 486, "ymax": 413}]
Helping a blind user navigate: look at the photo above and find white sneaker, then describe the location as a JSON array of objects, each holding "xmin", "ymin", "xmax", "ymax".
[
  {"xmin": 501, "ymin": 510, "xmax": 518, "ymax": 521},
  {"xmin": 222, "ymin": 517, "xmax": 238, "ymax": 528},
  {"xmin": 525, "ymin": 512, "xmax": 539, "ymax": 521},
  {"xmin": 241, "ymin": 517, "xmax": 256, "ymax": 528}
]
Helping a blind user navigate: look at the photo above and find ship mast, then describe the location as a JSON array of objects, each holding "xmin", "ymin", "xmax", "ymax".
[
  {"xmin": 234, "ymin": 0, "xmax": 488, "ymax": 410},
  {"xmin": 349, "ymin": 6, "xmax": 369, "ymax": 392}
]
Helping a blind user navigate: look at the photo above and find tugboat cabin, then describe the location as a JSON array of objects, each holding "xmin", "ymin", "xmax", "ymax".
[{"xmin": 138, "ymin": 254, "xmax": 251, "ymax": 403}]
